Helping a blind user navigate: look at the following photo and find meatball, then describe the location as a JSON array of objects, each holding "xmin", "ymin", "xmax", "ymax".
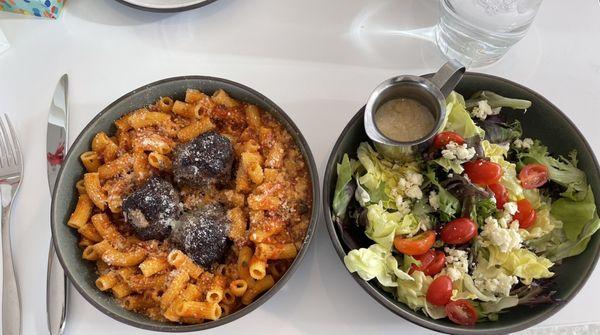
[
  {"xmin": 122, "ymin": 176, "xmax": 180, "ymax": 240},
  {"xmin": 170, "ymin": 204, "xmax": 230, "ymax": 267},
  {"xmin": 172, "ymin": 131, "xmax": 234, "ymax": 187}
]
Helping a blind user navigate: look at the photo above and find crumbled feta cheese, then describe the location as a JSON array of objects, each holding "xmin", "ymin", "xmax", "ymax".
[
  {"xmin": 513, "ymin": 138, "xmax": 534, "ymax": 150},
  {"xmin": 471, "ymin": 100, "xmax": 501, "ymax": 120},
  {"xmin": 481, "ymin": 216, "xmax": 523, "ymax": 252},
  {"xmin": 406, "ymin": 171, "xmax": 424, "ymax": 186},
  {"xmin": 397, "ymin": 172, "xmax": 424, "ymax": 200},
  {"xmin": 394, "ymin": 194, "xmax": 404, "ymax": 210},
  {"xmin": 497, "ymin": 211, "xmax": 512, "ymax": 229},
  {"xmin": 445, "ymin": 247, "xmax": 469, "ymax": 273},
  {"xmin": 397, "ymin": 177, "xmax": 409, "ymax": 190},
  {"xmin": 503, "ymin": 202, "xmax": 518, "ymax": 216},
  {"xmin": 442, "ymin": 141, "xmax": 476, "ymax": 161},
  {"xmin": 473, "ymin": 269, "xmax": 518, "ymax": 297},
  {"xmin": 395, "ymin": 196, "xmax": 411, "ymax": 216},
  {"xmin": 405, "ymin": 185, "xmax": 423, "ymax": 199},
  {"xmin": 428, "ymin": 191, "xmax": 440, "ymax": 211},
  {"xmin": 445, "ymin": 267, "xmax": 463, "ymax": 282}
]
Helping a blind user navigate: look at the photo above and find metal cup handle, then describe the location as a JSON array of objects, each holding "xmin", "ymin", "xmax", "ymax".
[{"xmin": 430, "ymin": 59, "xmax": 465, "ymax": 97}]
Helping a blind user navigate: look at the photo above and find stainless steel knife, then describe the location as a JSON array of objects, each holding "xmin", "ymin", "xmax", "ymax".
[{"xmin": 46, "ymin": 74, "xmax": 69, "ymax": 335}]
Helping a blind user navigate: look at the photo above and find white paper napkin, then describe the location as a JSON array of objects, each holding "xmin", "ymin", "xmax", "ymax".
[{"xmin": 0, "ymin": 28, "xmax": 9, "ymax": 55}]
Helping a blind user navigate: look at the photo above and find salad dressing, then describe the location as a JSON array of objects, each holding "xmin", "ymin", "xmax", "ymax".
[{"xmin": 374, "ymin": 98, "xmax": 435, "ymax": 142}]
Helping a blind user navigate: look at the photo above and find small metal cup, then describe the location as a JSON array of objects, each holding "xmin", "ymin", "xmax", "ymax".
[{"xmin": 364, "ymin": 60, "xmax": 465, "ymax": 161}]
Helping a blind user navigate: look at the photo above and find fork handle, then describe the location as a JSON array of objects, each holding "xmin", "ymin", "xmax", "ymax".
[
  {"xmin": 47, "ymin": 240, "xmax": 68, "ymax": 335},
  {"xmin": 2, "ymin": 203, "xmax": 21, "ymax": 335}
]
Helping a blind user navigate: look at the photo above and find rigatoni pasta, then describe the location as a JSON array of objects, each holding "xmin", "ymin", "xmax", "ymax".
[{"xmin": 67, "ymin": 89, "xmax": 311, "ymax": 324}]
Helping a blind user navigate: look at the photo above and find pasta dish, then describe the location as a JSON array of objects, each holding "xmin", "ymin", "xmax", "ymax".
[{"xmin": 67, "ymin": 88, "xmax": 312, "ymax": 323}]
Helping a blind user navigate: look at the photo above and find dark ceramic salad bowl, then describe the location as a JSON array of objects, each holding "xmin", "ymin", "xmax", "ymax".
[{"xmin": 322, "ymin": 72, "xmax": 600, "ymax": 334}]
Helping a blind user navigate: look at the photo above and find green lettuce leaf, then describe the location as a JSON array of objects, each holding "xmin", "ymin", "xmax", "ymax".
[
  {"xmin": 396, "ymin": 270, "xmax": 433, "ymax": 311},
  {"xmin": 465, "ymin": 91, "xmax": 532, "ymax": 110},
  {"xmin": 483, "ymin": 140, "xmax": 524, "ymax": 201},
  {"xmin": 344, "ymin": 244, "xmax": 412, "ymax": 287},
  {"xmin": 486, "ymin": 245, "xmax": 554, "ymax": 285},
  {"xmin": 462, "ymin": 274, "xmax": 498, "ymax": 302},
  {"xmin": 462, "ymin": 195, "xmax": 498, "ymax": 227},
  {"xmin": 433, "ymin": 157, "xmax": 465, "ymax": 174},
  {"xmin": 550, "ymin": 187, "xmax": 596, "ymax": 241},
  {"xmin": 354, "ymin": 175, "xmax": 370, "ymax": 207},
  {"xmin": 478, "ymin": 296, "xmax": 519, "ymax": 316},
  {"xmin": 542, "ymin": 214, "xmax": 600, "ymax": 261},
  {"xmin": 519, "ymin": 142, "xmax": 588, "ymax": 201},
  {"xmin": 365, "ymin": 203, "xmax": 420, "ymax": 249},
  {"xmin": 333, "ymin": 154, "xmax": 359, "ymax": 218},
  {"xmin": 356, "ymin": 142, "xmax": 406, "ymax": 209},
  {"xmin": 401, "ymin": 254, "xmax": 421, "ymax": 272},
  {"xmin": 520, "ymin": 206, "xmax": 555, "ymax": 240},
  {"xmin": 443, "ymin": 92, "xmax": 486, "ymax": 139},
  {"xmin": 425, "ymin": 168, "xmax": 459, "ymax": 222}
]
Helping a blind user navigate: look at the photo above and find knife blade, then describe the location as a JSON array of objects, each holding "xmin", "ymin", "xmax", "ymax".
[{"xmin": 46, "ymin": 74, "xmax": 69, "ymax": 335}]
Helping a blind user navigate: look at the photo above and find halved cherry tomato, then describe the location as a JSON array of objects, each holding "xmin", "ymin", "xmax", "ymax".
[
  {"xmin": 446, "ymin": 300, "xmax": 478, "ymax": 326},
  {"xmin": 514, "ymin": 199, "xmax": 536, "ymax": 229},
  {"xmin": 441, "ymin": 218, "xmax": 478, "ymax": 245},
  {"xmin": 519, "ymin": 163, "xmax": 549, "ymax": 189},
  {"xmin": 423, "ymin": 251, "xmax": 446, "ymax": 276},
  {"xmin": 410, "ymin": 250, "xmax": 435, "ymax": 274},
  {"xmin": 410, "ymin": 250, "xmax": 445, "ymax": 276},
  {"xmin": 426, "ymin": 275, "xmax": 453, "ymax": 306},
  {"xmin": 489, "ymin": 183, "xmax": 509, "ymax": 209},
  {"xmin": 433, "ymin": 131, "xmax": 465, "ymax": 149},
  {"xmin": 394, "ymin": 230, "xmax": 436, "ymax": 256},
  {"xmin": 463, "ymin": 159, "xmax": 503, "ymax": 186}
]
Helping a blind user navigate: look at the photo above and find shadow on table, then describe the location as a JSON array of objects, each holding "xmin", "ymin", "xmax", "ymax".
[
  {"xmin": 66, "ymin": 0, "xmax": 233, "ymax": 26},
  {"xmin": 67, "ymin": 0, "xmax": 444, "ymax": 70}
]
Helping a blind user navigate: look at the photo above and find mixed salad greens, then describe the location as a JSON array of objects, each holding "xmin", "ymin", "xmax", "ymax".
[{"xmin": 332, "ymin": 90, "xmax": 600, "ymax": 326}]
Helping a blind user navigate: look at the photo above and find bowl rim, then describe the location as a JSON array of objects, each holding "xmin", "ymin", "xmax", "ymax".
[
  {"xmin": 51, "ymin": 75, "xmax": 321, "ymax": 332},
  {"xmin": 113, "ymin": 0, "xmax": 219, "ymax": 13},
  {"xmin": 322, "ymin": 71, "xmax": 600, "ymax": 334}
]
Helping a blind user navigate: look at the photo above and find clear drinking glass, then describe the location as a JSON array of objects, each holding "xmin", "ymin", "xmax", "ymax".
[{"xmin": 436, "ymin": 0, "xmax": 543, "ymax": 67}]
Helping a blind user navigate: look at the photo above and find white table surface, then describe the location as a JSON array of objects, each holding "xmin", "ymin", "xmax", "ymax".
[{"xmin": 0, "ymin": 0, "xmax": 599, "ymax": 334}]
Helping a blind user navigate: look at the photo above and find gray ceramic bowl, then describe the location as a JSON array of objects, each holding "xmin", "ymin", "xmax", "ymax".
[
  {"xmin": 323, "ymin": 72, "xmax": 600, "ymax": 334},
  {"xmin": 114, "ymin": 0, "xmax": 219, "ymax": 12},
  {"xmin": 51, "ymin": 76, "xmax": 320, "ymax": 332}
]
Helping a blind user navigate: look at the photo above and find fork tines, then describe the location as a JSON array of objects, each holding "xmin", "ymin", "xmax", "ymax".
[{"xmin": 0, "ymin": 114, "xmax": 22, "ymax": 173}]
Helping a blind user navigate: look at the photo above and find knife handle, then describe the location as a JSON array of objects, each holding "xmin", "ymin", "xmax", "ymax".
[{"xmin": 47, "ymin": 240, "xmax": 68, "ymax": 335}]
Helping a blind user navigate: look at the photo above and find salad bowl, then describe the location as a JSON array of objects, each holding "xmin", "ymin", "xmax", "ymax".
[{"xmin": 323, "ymin": 72, "xmax": 600, "ymax": 334}]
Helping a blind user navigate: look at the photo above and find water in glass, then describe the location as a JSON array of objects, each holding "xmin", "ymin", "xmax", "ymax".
[{"xmin": 436, "ymin": 0, "xmax": 543, "ymax": 67}]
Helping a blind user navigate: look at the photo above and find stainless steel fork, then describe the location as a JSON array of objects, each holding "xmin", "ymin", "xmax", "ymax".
[{"xmin": 0, "ymin": 114, "xmax": 23, "ymax": 335}]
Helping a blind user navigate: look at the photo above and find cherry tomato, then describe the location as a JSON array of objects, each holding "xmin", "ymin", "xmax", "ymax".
[
  {"xmin": 423, "ymin": 251, "xmax": 446, "ymax": 276},
  {"xmin": 410, "ymin": 250, "xmax": 445, "ymax": 276},
  {"xmin": 441, "ymin": 218, "xmax": 478, "ymax": 245},
  {"xmin": 410, "ymin": 249, "xmax": 435, "ymax": 274},
  {"xmin": 514, "ymin": 199, "xmax": 536, "ymax": 229},
  {"xmin": 489, "ymin": 183, "xmax": 509, "ymax": 209},
  {"xmin": 426, "ymin": 275, "xmax": 453, "ymax": 306},
  {"xmin": 394, "ymin": 230, "xmax": 436, "ymax": 256},
  {"xmin": 519, "ymin": 163, "xmax": 549, "ymax": 189},
  {"xmin": 446, "ymin": 300, "xmax": 478, "ymax": 326},
  {"xmin": 463, "ymin": 159, "xmax": 503, "ymax": 186},
  {"xmin": 433, "ymin": 131, "xmax": 465, "ymax": 149}
]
